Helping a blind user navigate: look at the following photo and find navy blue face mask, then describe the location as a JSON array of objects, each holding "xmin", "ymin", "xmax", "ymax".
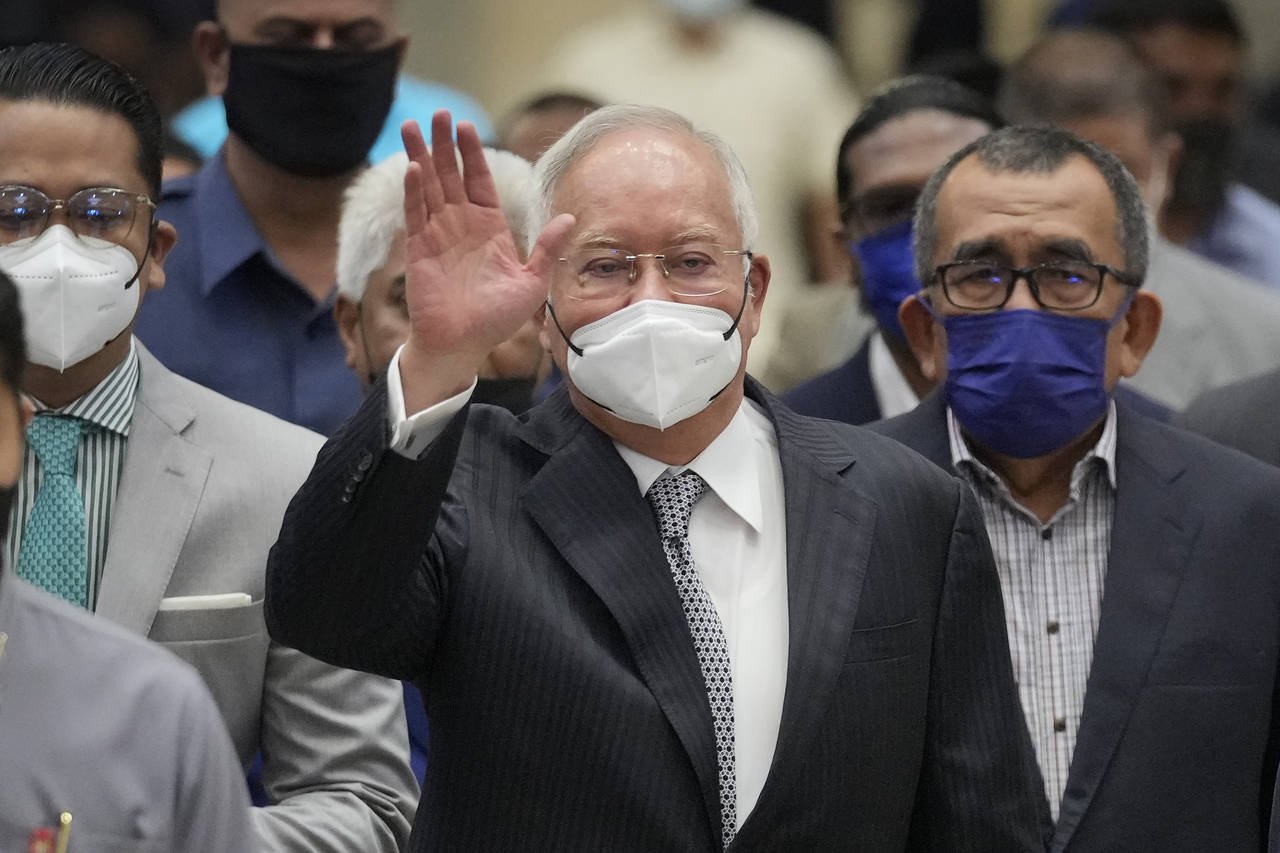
[
  {"xmin": 852, "ymin": 219, "xmax": 919, "ymax": 340},
  {"xmin": 940, "ymin": 300, "xmax": 1131, "ymax": 459}
]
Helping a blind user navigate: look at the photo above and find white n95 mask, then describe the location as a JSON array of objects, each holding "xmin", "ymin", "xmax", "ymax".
[
  {"xmin": 558, "ymin": 299, "xmax": 743, "ymax": 431},
  {"xmin": 0, "ymin": 224, "xmax": 143, "ymax": 371}
]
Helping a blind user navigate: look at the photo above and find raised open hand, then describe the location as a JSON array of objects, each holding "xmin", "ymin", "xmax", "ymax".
[{"xmin": 398, "ymin": 110, "xmax": 574, "ymax": 411}]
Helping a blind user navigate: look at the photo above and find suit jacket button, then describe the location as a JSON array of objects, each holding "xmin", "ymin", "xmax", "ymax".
[{"xmin": 357, "ymin": 451, "xmax": 373, "ymax": 472}]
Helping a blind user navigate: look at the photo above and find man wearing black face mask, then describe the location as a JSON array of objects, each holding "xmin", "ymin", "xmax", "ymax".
[
  {"xmin": 1086, "ymin": 0, "xmax": 1280, "ymax": 292},
  {"xmin": 872, "ymin": 125, "xmax": 1280, "ymax": 851},
  {"xmin": 134, "ymin": 0, "xmax": 410, "ymax": 436}
]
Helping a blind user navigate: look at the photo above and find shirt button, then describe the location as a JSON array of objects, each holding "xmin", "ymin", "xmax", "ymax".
[
  {"xmin": 1041, "ymin": 527, "xmax": 1053, "ymax": 541},
  {"xmin": 1053, "ymin": 716, "xmax": 1067, "ymax": 732},
  {"xmin": 1046, "ymin": 620, "xmax": 1060, "ymax": 635}
]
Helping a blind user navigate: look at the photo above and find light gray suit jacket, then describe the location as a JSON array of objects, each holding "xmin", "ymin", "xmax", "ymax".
[
  {"xmin": 91, "ymin": 343, "xmax": 417, "ymax": 852},
  {"xmin": 1131, "ymin": 237, "xmax": 1280, "ymax": 410},
  {"xmin": 0, "ymin": 572, "xmax": 256, "ymax": 852}
]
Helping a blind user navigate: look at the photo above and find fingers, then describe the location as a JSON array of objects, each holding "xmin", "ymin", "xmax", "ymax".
[
  {"xmin": 457, "ymin": 122, "xmax": 500, "ymax": 208},
  {"xmin": 403, "ymin": 160, "xmax": 427, "ymax": 241},
  {"xmin": 525, "ymin": 213, "xmax": 578, "ymax": 281},
  {"xmin": 431, "ymin": 110, "xmax": 465, "ymax": 206}
]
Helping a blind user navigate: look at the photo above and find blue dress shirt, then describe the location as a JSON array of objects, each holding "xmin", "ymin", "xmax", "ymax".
[{"xmin": 136, "ymin": 152, "xmax": 363, "ymax": 436}]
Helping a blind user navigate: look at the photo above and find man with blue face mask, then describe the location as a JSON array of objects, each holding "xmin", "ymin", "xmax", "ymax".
[
  {"xmin": 785, "ymin": 76, "xmax": 1002, "ymax": 425},
  {"xmin": 873, "ymin": 125, "xmax": 1280, "ymax": 851},
  {"xmin": 265, "ymin": 105, "xmax": 1048, "ymax": 851}
]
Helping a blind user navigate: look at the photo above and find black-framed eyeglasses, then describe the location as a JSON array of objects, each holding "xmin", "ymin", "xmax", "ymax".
[
  {"xmin": 555, "ymin": 243, "xmax": 752, "ymax": 302},
  {"xmin": 932, "ymin": 260, "xmax": 1139, "ymax": 311},
  {"xmin": 0, "ymin": 185, "xmax": 156, "ymax": 247}
]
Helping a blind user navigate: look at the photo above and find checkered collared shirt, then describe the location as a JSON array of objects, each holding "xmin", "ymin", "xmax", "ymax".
[{"xmin": 946, "ymin": 402, "xmax": 1118, "ymax": 820}]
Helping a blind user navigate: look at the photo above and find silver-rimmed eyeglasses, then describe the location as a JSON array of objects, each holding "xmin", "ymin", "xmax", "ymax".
[{"xmin": 556, "ymin": 243, "xmax": 751, "ymax": 301}]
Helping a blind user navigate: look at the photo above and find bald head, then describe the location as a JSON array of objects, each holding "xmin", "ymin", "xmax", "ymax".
[{"xmin": 1000, "ymin": 29, "xmax": 1168, "ymax": 134}]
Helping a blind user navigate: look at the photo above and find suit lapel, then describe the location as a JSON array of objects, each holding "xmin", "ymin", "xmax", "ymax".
[
  {"xmin": 1052, "ymin": 411, "xmax": 1199, "ymax": 851},
  {"xmin": 733, "ymin": 384, "xmax": 875, "ymax": 840},
  {"xmin": 94, "ymin": 347, "xmax": 212, "ymax": 637},
  {"xmin": 519, "ymin": 395, "xmax": 724, "ymax": 840}
]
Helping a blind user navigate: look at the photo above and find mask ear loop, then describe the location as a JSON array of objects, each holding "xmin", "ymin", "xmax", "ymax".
[
  {"xmin": 120, "ymin": 219, "xmax": 158, "ymax": 290},
  {"xmin": 547, "ymin": 255, "xmax": 755, "ymax": 357}
]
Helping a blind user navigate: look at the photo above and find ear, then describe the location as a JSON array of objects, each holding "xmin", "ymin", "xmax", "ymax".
[
  {"xmin": 18, "ymin": 394, "xmax": 33, "ymax": 430},
  {"xmin": 743, "ymin": 252, "xmax": 771, "ymax": 338},
  {"xmin": 333, "ymin": 294, "xmax": 363, "ymax": 372},
  {"xmin": 193, "ymin": 21, "xmax": 231, "ymax": 97},
  {"xmin": 899, "ymin": 293, "xmax": 944, "ymax": 381},
  {"xmin": 392, "ymin": 35, "xmax": 410, "ymax": 68},
  {"xmin": 141, "ymin": 220, "xmax": 178, "ymax": 296},
  {"xmin": 536, "ymin": 301, "xmax": 554, "ymax": 354},
  {"xmin": 1115, "ymin": 290, "xmax": 1162, "ymax": 378}
]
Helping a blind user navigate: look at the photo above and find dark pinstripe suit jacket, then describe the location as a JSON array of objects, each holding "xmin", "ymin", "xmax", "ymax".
[
  {"xmin": 873, "ymin": 394, "xmax": 1280, "ymax": 852},
  {"xmin": 266, "ymin": 378, "xmax": 1046, "ymax": 851}
]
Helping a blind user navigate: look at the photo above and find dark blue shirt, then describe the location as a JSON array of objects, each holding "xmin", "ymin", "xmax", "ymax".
[{"xmin": 136, "ymin": 152, "xmax": 363, "ymax": 436}]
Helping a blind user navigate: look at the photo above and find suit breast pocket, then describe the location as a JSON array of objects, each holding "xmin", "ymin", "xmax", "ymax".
[
  {"xmin": 844, "ymin": 617, "xmax": 921, "ymax": 664},
  {"xmin": 149, "ymin": 599, "xmax": 264, "ymax": 643},
  {"xmin": 148, "ymin": 600, "xmax": 268, "ymax": 755}
]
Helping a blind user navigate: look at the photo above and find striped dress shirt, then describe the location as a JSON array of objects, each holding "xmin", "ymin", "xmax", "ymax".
[
  {"xmin": 946, "ymin": 403, "xmax": 1117, "ymax": 820},
  {"xmin": 7, "ymin": 341, "xmax": 139, "ymax": 610}
]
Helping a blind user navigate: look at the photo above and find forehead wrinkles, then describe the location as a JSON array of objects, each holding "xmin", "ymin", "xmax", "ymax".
[
  {"xmin": 553, "ymin": 129, "xmax": 737, "ymax": 240},
  {"xmin": 935, "ymin": 157, "xmax": 1119, "ymax": 255}
]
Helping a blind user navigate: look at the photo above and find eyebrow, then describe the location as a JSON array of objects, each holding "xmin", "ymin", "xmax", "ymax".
[{"xmin": 950, "ymin": 237, "xmax": 1096, "ymax": 264}]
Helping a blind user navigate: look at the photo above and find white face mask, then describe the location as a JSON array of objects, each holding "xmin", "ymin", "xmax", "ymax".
[
  {"xmin": 562, "ymin": 298, "xmax": 743, "ymax": 431},
  {"xmin": 0, "ymin": 225, "xmax": 143, "ymax": 371}
]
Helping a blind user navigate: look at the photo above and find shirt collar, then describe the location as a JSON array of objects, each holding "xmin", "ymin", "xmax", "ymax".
[
  {"xmin": 193, "ymin": 150, "xmax": 274, "ymax": 298},
  {"xmin": 867, "ymin": 330, "xmax": 920, "ymax": 419},
  {"xmin": 946, "ymin": 399, "xmax": 1119, "ymax": 492},
  {"xmin": 30, "ymin": 338, "xmax": 140, "ymax": 437},
  {"xmin": 614, "ymin": 399, "xmax": 771, "ymax": 534}
]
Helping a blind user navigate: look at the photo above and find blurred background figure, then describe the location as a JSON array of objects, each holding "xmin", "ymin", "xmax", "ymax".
[
  {"xmin": 999, "ymin": 27, "xmax": 1280, "ymax": 410},
  {"xmin": 497, "ymin": 91, "xmax": 603, "ymax": 164},
  {"xmin": 134, "ymin": 0, "xmax": 414, "ymax": 436},
  {"xmin": 783, "ymin": 76, "xmax": 1001, "ymax": 423},
  {"xmin": 528, "ymin": 0, "xmax": 860, "ymax": 388},
  {"xmin": 1083, "ymin": 0, "xmax": 1280, "ymax": 291}
]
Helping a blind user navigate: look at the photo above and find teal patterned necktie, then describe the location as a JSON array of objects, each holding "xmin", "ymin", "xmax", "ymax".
[{"xmin": 17, "ymin": 415, "xmax": 88, "ymax": 608}]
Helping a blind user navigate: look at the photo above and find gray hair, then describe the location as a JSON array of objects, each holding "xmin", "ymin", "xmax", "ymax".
[
  {"xmin": 337, "ymin": 147, "xmax": 534, "ymax": 301},
  {"xmin": 913, "ymin": 125, "xmax": 1149, "ymax": 285},
  {"xmin": 526, "ymin": 103, "xmax": 759, "ymax": 252}
]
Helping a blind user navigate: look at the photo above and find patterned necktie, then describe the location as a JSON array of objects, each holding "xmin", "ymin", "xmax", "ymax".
[
  {"xmin": 17, "ymin": 415, "xmax": 88, "ymax": 608},
  {"xmin": 646, "ymin": 471, "xmax": 737, "ymax": 847}
]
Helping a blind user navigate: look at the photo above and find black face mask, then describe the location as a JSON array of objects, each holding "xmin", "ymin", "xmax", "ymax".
[
  {"xmin": 223, "ymin": 42, "xmax": 398, "ymax": 178},
  {"xmin": 1168, "ymin": 116, "xmax": 1238, "ymax": 219}
]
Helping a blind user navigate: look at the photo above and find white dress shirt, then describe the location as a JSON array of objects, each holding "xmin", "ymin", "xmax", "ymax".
[
  {"xmin": 867, "ymin": 330, "xmax": 921, "ymax": 419},
  {"xmin": 386, "ymin": 349, "xmax": 790, "ymax": 829}
]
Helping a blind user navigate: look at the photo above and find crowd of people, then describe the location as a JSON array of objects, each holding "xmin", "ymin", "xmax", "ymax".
[{"xmin": 1, "ymin": 0, "xmax": 1279, "ymax": 851}]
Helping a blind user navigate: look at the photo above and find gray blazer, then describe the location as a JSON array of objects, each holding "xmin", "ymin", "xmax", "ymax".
[
  {"xmin": 1131, "ymin": 237, "xmax": 1280, "ymax": 410},
  {"xmin": 0, "ymin": 572, "xmax": 256, "ymax": 852},
  {"xmin": 92, "ymin": 343, "xmax": 417, "ymax": 852}
]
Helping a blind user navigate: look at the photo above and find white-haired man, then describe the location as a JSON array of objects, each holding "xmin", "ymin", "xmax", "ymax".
[
  {"xmin": 334, "ymin": 147, "xmax": 544, "ymax": 411},
  {"xmin": 266, "ymin": 107, "xmax": 1045, "ymax": 851}
]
